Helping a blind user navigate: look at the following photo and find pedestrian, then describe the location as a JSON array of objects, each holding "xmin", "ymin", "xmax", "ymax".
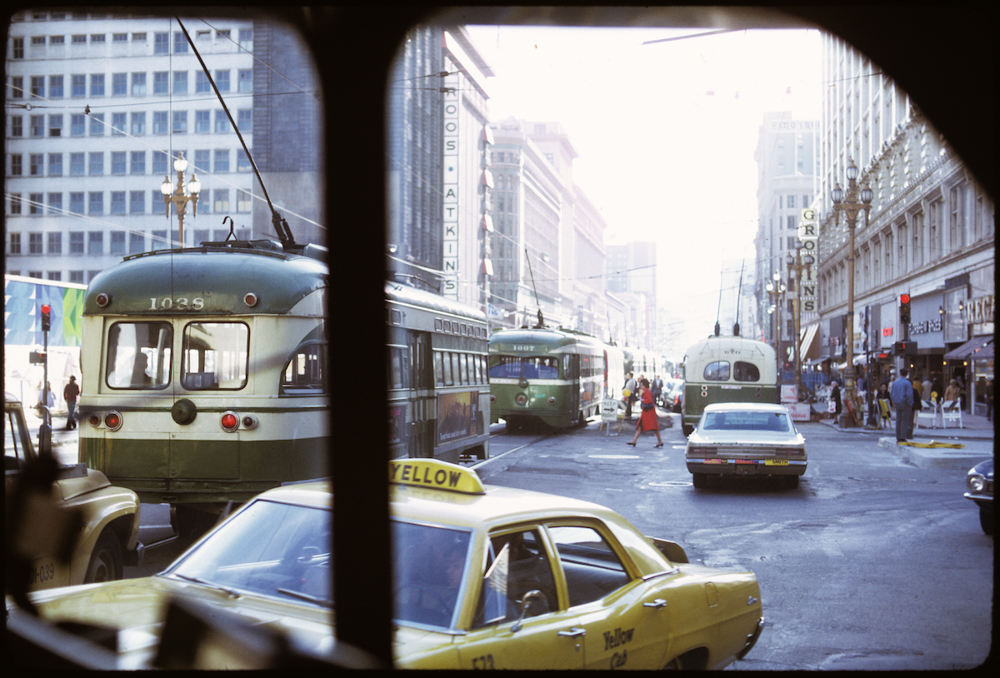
[
  {"xmin": 911, "ymin": 377, "xmax": 923, "ymax": 428},
  {"xmin": 890, "ymin": 367, "xmax": 914, "ymax": 442},
  {"xmin": 830, "ymin": 380, "xmax": 842, "ymax": 425},
  {"xmin": 651, "ymin": 374, "xmax": 663, "ymax": 407},
  {"xmin": 36, "ymin": 381, "xmax": 55, "ymax": 414},
  {"xmin": 623, "ymin": 372, "xmax": 638, "ymax": 419},
  {"xmin": 944, "ymin": 378, "xmax": 961, "ymax": 406},
  {"xmin": 922, "ymin": 375, "xmax": 933, "ymax": 402},
  {"xmin": 876, "ymin": 382, "xmax": 893, "ymax": 429},
  {"xmin": 63, "ymin": 376, "xmax": 80, "ymax": 430},
  {"xmin": 627, "ymin": 378, "xmax": 663, "ymax": 448}
]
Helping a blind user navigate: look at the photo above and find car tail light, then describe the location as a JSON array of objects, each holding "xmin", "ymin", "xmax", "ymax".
[
  {"xmin": 104, "ymin": 411, "xmax": 123, "ymax": 432},
  {"xmin": 220, "ymin": 411, "xmax": 240, "ymax": 432}
]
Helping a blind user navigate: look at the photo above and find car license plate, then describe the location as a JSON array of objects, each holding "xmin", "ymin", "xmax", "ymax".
[{"xmin": 765, "ymin": 459, "xmax": 789, "ymax": 466}]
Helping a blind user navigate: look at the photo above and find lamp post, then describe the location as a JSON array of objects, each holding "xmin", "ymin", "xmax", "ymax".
[
  {"xmin": 830, "ymin": 157, "xmax": 874, "ymax": 428},
  {"xmin": 786, "ymin": 244, "xmax": 815, "ymax": 400},
  {"xmin": 161, "ymin": 152, "xmax": 201, "ymax": 247},
  {"xmin": 766, "ymin": 272, "xmax": 787, "ymax": 381}
]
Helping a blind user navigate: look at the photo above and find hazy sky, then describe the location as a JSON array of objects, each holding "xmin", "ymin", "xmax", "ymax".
[{"xmin": 464, "ymin": 24, "xmax": 822, "ymax": 355}]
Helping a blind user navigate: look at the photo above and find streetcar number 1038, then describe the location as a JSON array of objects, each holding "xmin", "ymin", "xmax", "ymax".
[{"xmin": 150, "ymin": 297, "xmax": 205, "ymax": 310}]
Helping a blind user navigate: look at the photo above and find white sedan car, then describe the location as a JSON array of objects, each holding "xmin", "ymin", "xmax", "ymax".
[{"xmin": 685, "ymin": 402, "xmax": 807, "ymax": 489}]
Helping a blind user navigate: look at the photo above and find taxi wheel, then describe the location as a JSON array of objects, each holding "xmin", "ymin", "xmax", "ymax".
[
  {"xmin": 85, "ymin": 532, "xmax": 123, "ymax": 583},
  {"xmin": 692, "ymin": 473, "xmax": 708, "ymax": 489},
  {"xmin": 784, "ymin": 475, "xmax": 800, "ymax": 490}
]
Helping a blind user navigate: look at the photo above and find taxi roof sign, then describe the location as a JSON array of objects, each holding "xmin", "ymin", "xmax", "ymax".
[{"xmin": 389, "ymin": 459, "xmax": 486, "ymax": 495}]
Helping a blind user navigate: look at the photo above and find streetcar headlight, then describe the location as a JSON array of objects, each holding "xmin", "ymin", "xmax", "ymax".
[
  {"xmin": 968, "ymin": 474, "xmax": 987, "ymax": 493},
  {"xmin": 548, "ymin": 396, "xmax": 556, "ymax": 404},
  {"xmin": 490, "ymin": 394, "xmax": 496, "ymax": 403},
  {"xmin": 241, "ymin": 414, "xmax": 259, "ymax": 430},
  {"xmin": 220, "ymin": 411, "xmax": 240, "ymax": 432},
  {"xmin": 515, "ymin": 394, "xmax": 527, "ymax": 406},
  {"xmin": 95, "ymin": 292, "xmax": 111, "ymax": 308},
  {"xmin": 104, "ymin": 411, "xmax": 123, "ymax": 432}
]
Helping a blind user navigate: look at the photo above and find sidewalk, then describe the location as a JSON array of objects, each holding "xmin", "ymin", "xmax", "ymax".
[{"xmin": 817, "ymin": 408, "xmax": 994, "ymax": 470}]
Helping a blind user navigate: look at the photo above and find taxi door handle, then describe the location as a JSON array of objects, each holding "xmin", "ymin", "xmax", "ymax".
[
  {"xmin": 557, "ymin": 627, "xmax": 586, "ymax": 638},
  {"xmin": 643, "ymin": 598, "xmax": 668, "ymax": 609}
]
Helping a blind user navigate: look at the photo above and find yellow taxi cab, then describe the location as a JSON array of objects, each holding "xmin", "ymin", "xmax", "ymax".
[
  {"xmin": 9, "ymin": 460, "xmax": 762, "ymax": 669},
  {"xmin": 5, "ymin": 392, "xmax": 143, "ymax": 591}
]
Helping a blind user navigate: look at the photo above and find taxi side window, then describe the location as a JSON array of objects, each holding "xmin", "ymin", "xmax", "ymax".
[
  {"xmin": 548, "ymin": 525, "xmax": 630, "ymax": 608},
  {"xmin": 474, "ymin": 529, "xmax": 557, "ymax": 628}
]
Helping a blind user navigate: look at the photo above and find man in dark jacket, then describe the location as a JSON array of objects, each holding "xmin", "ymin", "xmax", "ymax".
[{"xmin": 890, "ymin": 367, "xmax": 914, "ymax": 442}]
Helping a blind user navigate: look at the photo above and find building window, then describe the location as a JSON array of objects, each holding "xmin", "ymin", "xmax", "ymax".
[
  {"xmin": 196, "ymin": 71, "xmax": 211, "ymax": 93},
  {"xmin": 112, "ymin": 72, "xmax": 127, "ymax": 96},
  {"xmin": 47, "ymin": 153, "xmax": 62, "ymax": 176},
  {"xmin": 112, "ymin": 112, "xmax": 126, "ymax": 134},
  {"xmin": 9, "ymin": 194, "xmax": 21, "ymax": 215},
  {"xmin": 90, "ymin": 73, "xmax": 105, "ymax": 96},
  {"xmin": 195, "ymin": 149, "xmax": 210, "ymax": 172},
  {"xmin": 91, "ymin": 34, "xmax": 106, "ymax": 43},
  {"xmin": 29, "ymin": 233, "xmax": 43, "ymax": 254},
  {"xmin": 131, "ymin": 72, "xmax": 146, "ymax": 96},
  {"xmin": 71, "ymin": 113, "xmax": 85, "ymax": 135},
  {"xmin": 237, "ymin": 108, "xmax": 251, "ymax": 132},
  {"xmin": 69, "ymin": 194, "xmax": 84, "ymax": 216},
  {"xmin": 239, "ymin": 29, "xmax": 253, "ymax": 50},
  {"xmin": 111, "ymin": 192, "xmax": 126, "ymax": 215},
  {"xmin": 154, "ymin": 32, "xmax": 168, "ymax": 54},
  {"xmin": 111, "ymin": 151, "xmax": 126, "ymax": 174},
  {"xmin": 88, "ymin": 231, "xmax": 103, "ymax": 254},
  {"xmin": 153, "ymin": 111, "xmax": 168, "ymax": 134},
  {"xmin": 69, "ymin": 232, "xmax": 84, "ymax": 253},
  {"xmin": 237, "ymin": 189, "xmax": 252, "ymax": 212},
  {"xmin": 130, "ymin": 112, "xmax": 146, "ymax": 135},
  {"xmin": 90, "ymin": 112, "xmax": 104, "ymax": 135},
  {"xmin": 49, "ymin": 75, "xmax": 64, "ymax": 97},
  {"xmin": 130, "ymin": 191, "xmax": 145, "ymax": 214},
  {"xmin": 173, "ymin": 110, "xmax": 187, "ymax": 134},
  {"xmin": 47, "ymin": 193, "xmax": 62, "ymax": 215},
  {"xmin": 11, "ymin": 115, "xmax": 23, "ymax": 137},
  {"xmin": 214, "ymin": 69, "xmax": 230, "ymax": 92},
  {"xmin": 213, "ymin": 189, "xmax": 230, "ymax": 213},
  {"xmin": 11, "ymin": 76, "xmax": 24, "ymax": 99},
  {"xmin": 48, "ymin": 232, "xmax": 62, "ymax": 254},
  {"xmin": 69, "ymin": 271, "xmax": 85, "ymax": 283},
  {"xmin": 214, "ymin": 149, "xmax": 229, "ymax": 173},
  {"xmin": 29, "ymin": 193, "xmax": 43, "ymax": 215},
  {"xmin": 48, "ymin": 113, "xmax": 63, "ymax": 136},
  {"xmin": 238, "ymin": 69, "xmax": 252, "ymax": 92},
  {"xmin": 237, "ymin": 149, "xmax": 251, "ymax": 172},
  {"xmin": 152, "ymin": 230, "xmax": 168, "ymax": 248},
  {"xmin": 173, "ymin": 71, "xmax": 188, "ymax": 94},
  {"xmin": 214, "ymin": 110, "xmax": 228, "ymax": 133},
  {"xmin": 195, "ymin": 110, "xmax": 210, "ymax": 133},
  {"xmin": 153, "ymin": 71, "xmax": 169, "ymax": 94},
  {"xmin": 9, "ymin": 233, "xmax": 21, "ymax": 254},
  {"xmin": 11, "ymin": 155, "xmax": 22, "ymax": 176},
  {"xmin": 31, "ymin": 36, "xmax": 47, "ymax": 46},
  {"xmin": 72, "ymin": 35, "xmax": 86, "ymax": 44},
  {"xmin": 132, "ymin": 32, "xmax": 147, "ymax": 42},
  {"xmin": 129, "ymin": 232, "xmax": 145, "ymax": 254},
  {"xmin": 787, "ymin": 215, "xmax": 796, "ymax": 230},
  {"xmin": 130, "ymin": 151, "xmax": 145, "ymax": 174},
  {"xmin": 88, "ymin": 194, "xmax": 104, "ymax": 217},
  {"xmin": 153, "ymin": 150, "xmax": 169, "ymax": 174},
  {"xmin": 48, "ymin": 272, "xmax": 62, "ymax": 282},
  {"xmin": 31, "ymin": 76, "xmax": 45, "ymax": 98},
  {"xmin": 174, "ymin": 32, "xmax": 188, "ymax": 52},
  {"xmin": 30, "ymin": 114, "xmax": 44, "ymax": 137},
  {"xmin": 13, "ymin": 37, "xmax": 24, "ymax": 58},
  {"xmin": 51, "ymin": 35, "xmax": 65, "ymax": 45},
  {"xmin": 30, "ymin": 153, "xmax": 44, "ymax": 175},
  {"xmin": 87, "ymin": 152, "xmax": 103, "ymax": 175},
  {"xmin": 113, "ymin": 33, "xmax": 127, "ymax": 43},
  {"xmin": 110, "ymin": 231, "xmax": 126, "ymax": 253}
]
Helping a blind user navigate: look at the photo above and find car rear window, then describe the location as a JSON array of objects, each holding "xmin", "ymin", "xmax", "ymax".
[{"xmin": 702, "ymin": 410, "xmax": 790, "ymax": 432}]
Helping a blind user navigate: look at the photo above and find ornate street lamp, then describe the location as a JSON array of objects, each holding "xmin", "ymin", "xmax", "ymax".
[
  {"xmin": 161, "ymin": 152, "xmax": 201, "ymax": 247},
  {"xmin": 766, "ymin": 272, "xmax": 787, "ymax": 381},
  {"xmin": 786, "ymin": 243, "xmax": 815, "ymax": 400},
  {"xmin": 830, "ymin": 157, "xmax": 874, "ymax": 427}
]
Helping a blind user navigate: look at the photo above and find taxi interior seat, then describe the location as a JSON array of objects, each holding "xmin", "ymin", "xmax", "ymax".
[{"xmin": 560, "ymin": 560, "xmax": 630, "ymax": 608}]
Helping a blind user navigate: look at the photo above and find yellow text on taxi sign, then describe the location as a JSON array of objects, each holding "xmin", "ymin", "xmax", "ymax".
[{"xmin": 389, "ymin": 459, "xmax": 486, "ymax": 495}]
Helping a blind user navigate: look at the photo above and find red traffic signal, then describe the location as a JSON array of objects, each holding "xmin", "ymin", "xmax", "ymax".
[
  {"xmin": 899, "ymin": 294, "xmax": 910, "ymax": 304},
  {"xmin": 899, "ymin": 294, "xmax": 911, "ymax": 324},
  {"xmin": 40, "ymin": 304, "xmax": 51, "ymax": 332}
]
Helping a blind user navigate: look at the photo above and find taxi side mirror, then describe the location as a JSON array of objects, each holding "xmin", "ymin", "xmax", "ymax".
[{"xmin": 510, "ymin": 590, "xmax": 546, "ymax": 633}]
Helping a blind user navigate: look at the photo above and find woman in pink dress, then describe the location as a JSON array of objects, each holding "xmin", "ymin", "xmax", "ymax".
[{"xmin": 627, "ymin": 378, "xmax": 663, "ymax": 448}]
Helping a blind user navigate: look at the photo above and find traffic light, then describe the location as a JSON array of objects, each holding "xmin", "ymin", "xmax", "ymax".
[
  {"xmin": 40, "ymin": 304, "xmax": 51, "ymax": 332},
  {"xmin": 899, "ymin": 294, "xmax": 911, "ymax": 324}
]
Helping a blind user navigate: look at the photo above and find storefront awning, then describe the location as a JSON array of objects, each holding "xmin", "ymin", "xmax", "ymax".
[
  {"xmin": 944, "ymin": 336, "xmax": 994, "ymax": 361},
  {"xmin": 798, "ymin": 324, "xmax": 819, "ymax": 360},
  {"xmin": 805, "ymin": 357, "xmax": 829, "ymax": 367}
]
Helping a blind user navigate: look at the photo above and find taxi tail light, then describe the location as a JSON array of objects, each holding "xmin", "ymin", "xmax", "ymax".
[
  {"xmin": 104, "ymin": 411, "xmax": 123, "ymax": 432},
  {"xmin": 688, "ymin": 446, "xmax": 716, "ymax": 456},
  {"xmin": 220, "ymin": 411, "xmax": 240, "ymax": 432}
]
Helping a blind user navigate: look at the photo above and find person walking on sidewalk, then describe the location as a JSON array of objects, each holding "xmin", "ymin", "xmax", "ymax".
[
  {"xmin": 627, "ymin": 378, "xmax": 663, "ymax": 448},
  {"xmin": 890, "ymin": 368, "xmax": 914, "ymax": 442},
  {"xmin": 830, "ymin": 381, "xmax": 842, "ymax": 425},
  {"xmin": 63, "ymin": 376, "xmax": 80, "ymax": 430},
  {"xmin": 623, "ymin": 372, "xmax": 638, "ymax": 419}
]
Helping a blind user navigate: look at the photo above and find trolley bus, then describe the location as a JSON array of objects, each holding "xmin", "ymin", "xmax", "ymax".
[
  {"xmin": 79, "ymin": 239, "xmax": 329, "ymax": 535},
  {"xmin": 680, "ymin": 332, "xmax": 778, "ymax": 436},
  {"xmin": 489, "ymin": 327, "xmax": 611, "ymax": 430},
  {"xmin": 386, "ymin": 282, "xmax": 490, "ymax": 462}
]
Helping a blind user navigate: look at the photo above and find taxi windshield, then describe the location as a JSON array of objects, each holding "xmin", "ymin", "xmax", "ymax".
[
  {"xmin": 393, "ymin": 520, "xmax": 472, "ymax": 629},
  {"xmin": 165, "ymin": 499, "xmax": 332, "ymax": 608}
]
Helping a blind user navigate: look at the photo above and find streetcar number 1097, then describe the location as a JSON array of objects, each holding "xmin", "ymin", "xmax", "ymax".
[{"xmin": 150, "ymin": 297, "xmax": 205, "ymax": 310}]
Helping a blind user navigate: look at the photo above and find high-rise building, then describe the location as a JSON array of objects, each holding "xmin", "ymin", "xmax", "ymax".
[
  {"xmin": 817, "ymin": 34, "xmax": 994, "ymax": 413},
  {"xmin": 4, "ymin": 11, "xmax": 282, "ymax": 282}
]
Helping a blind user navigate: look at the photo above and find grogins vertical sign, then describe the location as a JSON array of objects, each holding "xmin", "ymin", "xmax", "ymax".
[
  {"xmin": 798, "ymin": 208, "xmax": 819, "ymax": 313},
  {"xmin": 442, "ymin": 74, "xmax": 460, "ymax": 299}
]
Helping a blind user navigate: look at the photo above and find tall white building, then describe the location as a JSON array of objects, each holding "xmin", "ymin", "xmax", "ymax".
[
  {"xmin": 817, "ymin": 33, "xmax": 994, "ymax": 413},
  {"xmin": 6, "ymin": 10, "xmax": 258, "ymax": 283}
]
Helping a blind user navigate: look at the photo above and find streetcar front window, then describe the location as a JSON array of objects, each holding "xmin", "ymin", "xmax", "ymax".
[
  {"xmin": 487, "ymin": 356, "xmax": 559, "ymax": 379},
  {"xmin": 181, "ymin": 322, "xmax": 250, "ymax": 390},
  {"xmin": 106, "ymin": 322, "xmax": 172, "ymax": 389}
]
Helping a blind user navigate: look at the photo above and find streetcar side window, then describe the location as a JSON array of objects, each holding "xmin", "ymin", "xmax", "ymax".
[
  {"xmin": 281, "ymin": 341, "xmax": 328, "ymax": 395},
  {"xmin": 733, "ymin": 360, "xmax": 761, "ymax": 382},
  {"xmin": 106, "ymin": 322, "xmax": 172, "ymax": 389},
  {"xmin": 704, "ymin": 360, "xmax": 730, "ymax": 381},
  {"xmin": 181, "ymin": 322, "xmax": 249, "ymax": 390}
]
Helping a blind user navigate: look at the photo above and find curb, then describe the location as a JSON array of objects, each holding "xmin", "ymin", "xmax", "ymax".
[{"xmin": 877, "ymin": 435, "xmax": 991, "ymax": 471}]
